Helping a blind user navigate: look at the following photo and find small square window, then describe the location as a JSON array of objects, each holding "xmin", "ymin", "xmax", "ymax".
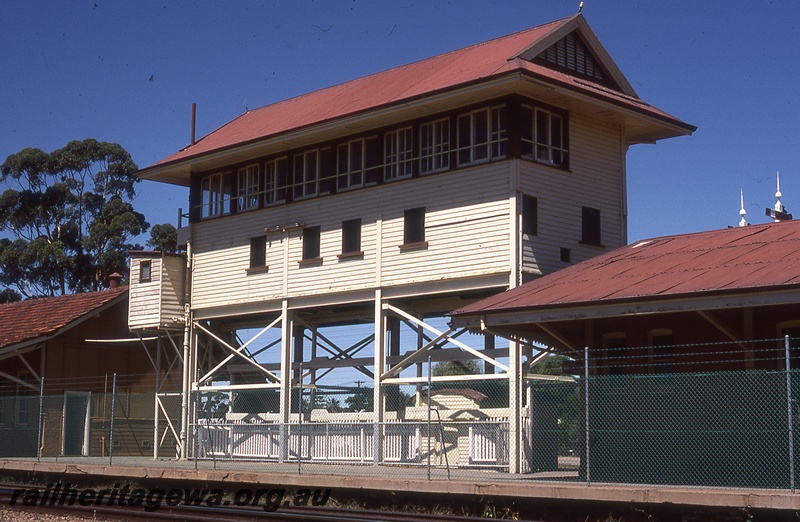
[
  {"xmin": 342, "ymin": 219, "xmax": 362, "ymax": 255},
  {"xmin": 303, "ymin": 226, "xmax": 321, "ymax": 260},
  {"xmin": 522, "ymin": 195, "xmax": 538, "ymax": 236},
  {"xmin": 581, "ymin": 206, "xmax": 602, "ymax": 246},
  {"xmin": 560, "ymin": 247, "xmax": 571, "ymax": 263},
  {"xmin": 139, "ymin": 260, "xmax": 152, "ymax": 283},
  {"xmin": 403, "ymin": 207, "xmax": 425, "ymax": 245},
  {"xmin": 249, "ymin": 236, "xmax": 267, "ymax": 270}
]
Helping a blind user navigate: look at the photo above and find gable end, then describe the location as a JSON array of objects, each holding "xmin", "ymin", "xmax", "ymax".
[{"xmin": 532, "ymin": 32, "xmax": 619, "ymax": 91}]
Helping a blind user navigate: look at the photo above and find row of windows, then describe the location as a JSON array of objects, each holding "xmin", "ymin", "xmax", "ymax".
[
  {"xmin": 198, "ymin": 102, "xmax": 569, "ymax": 220},
  {"xmin": 248, "ymin": 207, "xmax": 428, "ymax": 271}
]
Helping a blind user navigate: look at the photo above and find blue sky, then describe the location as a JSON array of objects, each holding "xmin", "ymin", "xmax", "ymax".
[{"xmin": 2, "ymin": 0, "xmax": 799, "ymax": 242}]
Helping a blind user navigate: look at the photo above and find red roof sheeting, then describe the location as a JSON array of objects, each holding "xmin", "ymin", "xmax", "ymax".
[
  {"xmin": 452, "ymin": 220, "xmax": 800, "ymax": 316},
  {"xmin": 144, "ymin": 15, "xmax": 692, "ymax": 173},
  {"xmin": 0, "ymin": 287, "xmax": 127, "ymax": 350}
]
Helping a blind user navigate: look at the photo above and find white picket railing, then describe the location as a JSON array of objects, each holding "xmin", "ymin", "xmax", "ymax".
[{"xmin": 197, "ymin": 418, "xmax": 509, "ymax": 467}]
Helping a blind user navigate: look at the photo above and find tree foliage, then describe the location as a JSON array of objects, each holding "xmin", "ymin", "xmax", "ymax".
[
  {"xmin": 0, "ymin": 139, "xmax": 148, "ymax": 297},
  {"xmin": 147, "ymin": 223, "xmax": 178, "ymax": 253},
  {"xmin": 432, "ymin": 359, "xmax": 481, "ymax": 376}
]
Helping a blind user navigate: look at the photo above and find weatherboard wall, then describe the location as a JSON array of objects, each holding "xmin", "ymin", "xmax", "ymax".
[
  {"xmin": 129, "ymin": 255, "xmax": 186, "ymax": 330},
  {"xmin": 520, "ymin": 114, "xmax": 625, "ymax": 276},
  {"xmin": 189, "ymin": 164, "xmax": 513, "ymax": 311}
]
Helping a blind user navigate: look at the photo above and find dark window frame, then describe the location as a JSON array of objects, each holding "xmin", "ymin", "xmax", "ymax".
[
  {"xmin": 401, "ymin": 207, "xmax": 427, "ymax": 250},
  {"xmin": 139, "ymin": 260, "xmax": 152, "ymax": 283},
  {"xmin": 522, "ymin": 194, "xmax": 538, "ymax": 236},
  {"xmin": 301, "ymin": 225, "xmax": 322, "ymax": 263},
  {"xmin": 581, "ymin": 206, "xmax": 603, "ymax": 247},
  {"xmin": 247, "ymin": 235, "xmax": 268, "ymax": 274},
  {"xmin": 339, "ymin": 218, "xmax": 363, "ymax": 259}
]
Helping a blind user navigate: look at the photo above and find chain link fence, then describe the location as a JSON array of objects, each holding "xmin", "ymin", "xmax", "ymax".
[{"xmin": 3, "ymin": 338, "xmax": 799, "ymax": 490}]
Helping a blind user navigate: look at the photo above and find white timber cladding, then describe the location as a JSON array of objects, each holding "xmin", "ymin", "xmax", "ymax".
[
  {"xmin": 129, "ymin": 255, "xmax": 186, "ymax": 330},
  {"xmin": 159, "ymin": 256, "xmax": 186, "ymax": 327},
  {"xmin": 520, "ymin": 114, "xmax": 624, "ymax": 275},
  {"xmin": 190, "ymin": 164, "xmax": 513, "ymax": 310},
  {"xmin": 129, "ymin": 257, "xmax": 162, "ymax": 329}
]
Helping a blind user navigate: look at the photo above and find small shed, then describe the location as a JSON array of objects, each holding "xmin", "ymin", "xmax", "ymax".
[{"xmin": 128, "ymin": 251, "xmax": 187, "ymax": 331}]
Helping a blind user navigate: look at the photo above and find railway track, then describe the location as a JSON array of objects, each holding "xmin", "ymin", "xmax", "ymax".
[{"xmin": 0, "ymin": 482, "xmax": 511, "ymax": 521}]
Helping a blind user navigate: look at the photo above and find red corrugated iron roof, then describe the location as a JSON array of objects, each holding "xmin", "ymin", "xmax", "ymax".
[
  {"xmin": 143, "ymin": 14, "xmax": 693, "ymax": 174},
  {"xmin": 0, "ymin": 287, "xmax": 128, "ymax": 350},
  {"xmin": 452, "ymin": 220, "xmax": 800, "ymax": 317}
]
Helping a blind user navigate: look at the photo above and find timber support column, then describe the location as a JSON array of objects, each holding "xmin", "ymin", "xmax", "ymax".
[
  {"xmin": 373, "ymin": 289, "xmax": 385, "ymax": 465},
  {"xmin": 279, "ymin": 300, "xmax": 294, "ymax": 462}
]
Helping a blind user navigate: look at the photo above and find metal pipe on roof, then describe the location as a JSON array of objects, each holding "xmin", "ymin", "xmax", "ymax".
[{"xmin": 191, "ymin": 103, "xmax": 196, "ymax": 145}]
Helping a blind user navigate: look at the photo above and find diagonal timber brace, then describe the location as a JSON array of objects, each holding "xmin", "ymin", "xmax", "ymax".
[
  {"xmin": 382, "ymin": 303, "xmax": 510, "ymax": 376},
  {"xmin": 194, "ymin": 318, "xmax": 281, "ymax": 385}
]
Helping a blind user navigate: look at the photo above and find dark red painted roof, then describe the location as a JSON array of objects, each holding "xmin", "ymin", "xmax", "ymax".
[
  {"xmin": 143, "ymin": 15, "xmax": 693, "ymax": 174},
  {"xmin": 0, "ymin": 287, "xmax": 127, "ymax": 350},
  {"xmin": 452, "ymin": 220, "xmax": 800, "ymax": 317}
]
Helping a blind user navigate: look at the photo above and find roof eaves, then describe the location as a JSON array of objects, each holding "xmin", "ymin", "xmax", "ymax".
[
  {"xmin": 520, "ymin": 68, "xmax": 696, "ymax": 135},
  {"xmin": 453, "ymin": 283, "xmax": 800, "ymax": 327},
  {"xmin": 136, "ymin": 70, "xmax": 527, "ymax": 181}
]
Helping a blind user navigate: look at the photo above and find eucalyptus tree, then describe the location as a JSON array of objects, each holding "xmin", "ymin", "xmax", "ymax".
[{"xmin": 0, "ymin": 139, "xmax": 148, "ymax": 297}]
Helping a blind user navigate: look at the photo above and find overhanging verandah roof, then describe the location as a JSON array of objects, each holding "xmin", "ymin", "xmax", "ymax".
[{"xmin": 450, "ymin": 220, "xmax": 800, "ymax": 331}]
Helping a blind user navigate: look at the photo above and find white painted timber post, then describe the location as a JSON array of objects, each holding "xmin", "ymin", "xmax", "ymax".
[
  {"xmin": 179, "ymin": 240, "xmax": 192, "ymax": 460},
  {"xmin": 279, "ymin": 300, "xmax": 293, "ymax": 463},
  {"xmin": 373, "ymin": 289, "xmax": 385, "ymax": 465},
  {"xmin": 507, "ymin": 182, "xmax": 524, "ymax": 474}
]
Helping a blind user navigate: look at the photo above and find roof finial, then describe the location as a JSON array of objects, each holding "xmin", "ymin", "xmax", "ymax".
[
  {"xmin": 578, "ymin": 1, "xmax": 584, "ymax": 13},
  {"xmin": 766, "ymin": 170, "xmax": 793, "ymax": 222},
  {"xmin": 739, "ymin": 189, "xmax": 748, "ymax": 227}
]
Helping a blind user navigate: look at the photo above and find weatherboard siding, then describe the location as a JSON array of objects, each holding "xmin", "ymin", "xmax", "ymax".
[
  {"xmin": 128, "ymin": 257, "xmax": 162, "ymax": 329},
  {"xmin": 520, "ymin": 115, "xmax": 625, "ymax": 276},
  {"xmin": 159, "ymin": 256, "xmax": 186, "ymax": 328},
  {"xmin": 190, "ymin": 165, "xmax": 513, "ymax": 310}
]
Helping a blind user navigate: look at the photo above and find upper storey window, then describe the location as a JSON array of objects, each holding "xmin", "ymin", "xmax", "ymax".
[
  {"xmin": 338, "ymin": 137, "xmax": 382, "ymax": 190},
  {"xmin": 384, "ymin": 127, "xmax": 413, "ymax": 181},
  {"xmin": 456, "ymin": 106, "xmax": 507, "ymax": 166},
  {"xmin": 200, "ymin": 171, "xmax": 234, "ymax": 219},
  {"xmin": 237, "ymin": 164, "xmax": 260, "ymax": 212},
  {"xmin": 338, "ymin": 138, "xmax": 365, "ymax": 190},
  {"xmin": 521, "ymin": 106, "xmax": 569, "ymax": 168},
  {"xmin": 294, "ymin": 148, "xmax": 333, "ymax": 200},
  {"xmin": 419, "ymin": 118, "xmax": 450, "ymax": 174},
  {"xmin": 265, "ymin": 157, "xmax": 288, "ymax": 206}
]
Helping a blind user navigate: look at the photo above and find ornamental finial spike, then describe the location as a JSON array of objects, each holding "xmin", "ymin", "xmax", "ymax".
[{"xmin": 739, "ymin": 189, "xmax": 748, "ymax": 227}]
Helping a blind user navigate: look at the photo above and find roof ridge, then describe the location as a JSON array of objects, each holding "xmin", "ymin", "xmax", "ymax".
[
  {"xmin": 0, "ymin": 286, "xmax": 128, "ymax": 309},
  {"xmin": 172, "ymin": 17, "xmax": 576, "ymax": 157}
]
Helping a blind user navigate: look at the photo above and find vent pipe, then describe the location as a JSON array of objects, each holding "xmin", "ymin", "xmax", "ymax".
[{"xmin": 190, "ymin": 102, "xmax": 197, "ymax": 145}]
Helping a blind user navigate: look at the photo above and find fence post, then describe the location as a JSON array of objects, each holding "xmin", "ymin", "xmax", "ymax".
[
  {"xmin": 109, "ymin": 373, "xmax": 117, "ymax": 466},
  {"xmin": 37, "ymin": 377, "xmax": 44, "ymax": 461},
  {"xmin": 427, "ymin": 355, "xmax": 432, "ymax": 481},
  {"xmin": 786, "ymin": 335, "xmax": 795, "ymax": 492},
  {"xmin": 585, "ymin": 346, "xmax": 591, "ymax": 486},
  {"xmin": 298, "ymin": 362, "xmax": 303, "ymax": 475},
  {"xmin": 194, "ymin": 369, "xmax": 200, "ymax": 470}
]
